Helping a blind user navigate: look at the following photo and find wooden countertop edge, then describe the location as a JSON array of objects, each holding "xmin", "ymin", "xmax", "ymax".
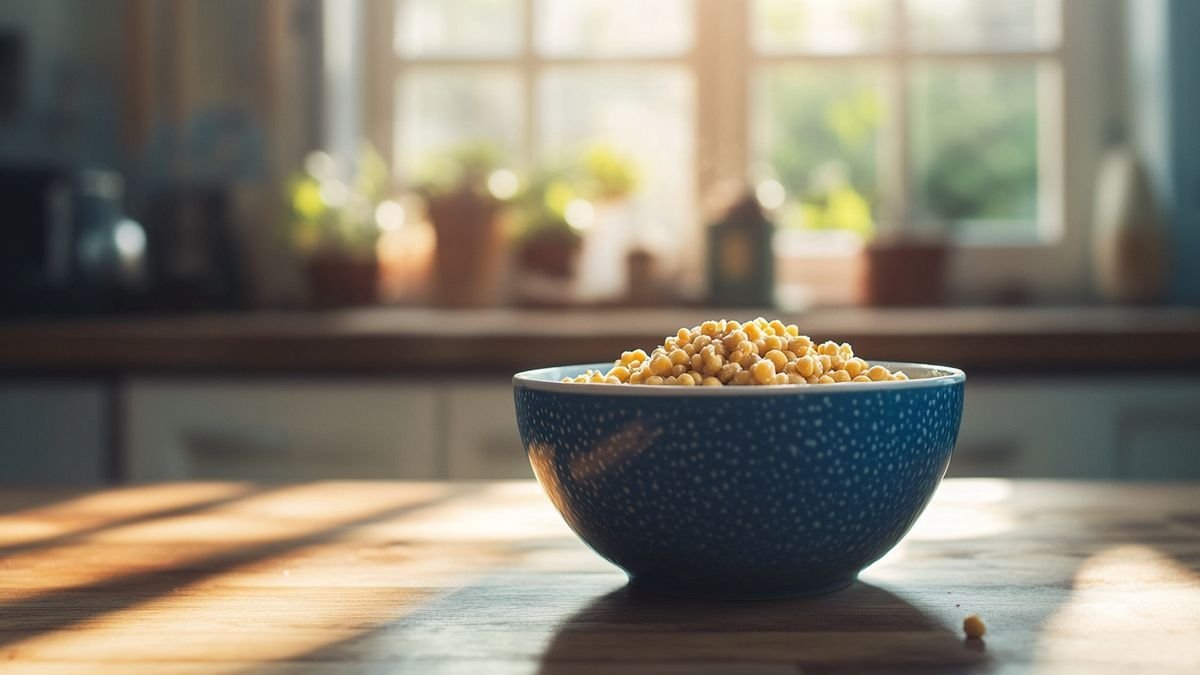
[{"xmin": 1, "ymin": 306, "xmax": 1198, "ymax": 374}]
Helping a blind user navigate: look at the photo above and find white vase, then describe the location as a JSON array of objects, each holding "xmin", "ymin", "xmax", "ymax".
[
  {"xmin": 1092, "ymin": 146, "xmax": 1168, "ymax": 304},
  {"xmin": 573, "ymin": 199, "xmax": 632, "ymax": 303}
]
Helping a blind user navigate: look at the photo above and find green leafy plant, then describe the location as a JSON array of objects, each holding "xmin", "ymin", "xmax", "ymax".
[{"xmin": 287, "ymin": 143, "xmax": 392, "ymax": 258}]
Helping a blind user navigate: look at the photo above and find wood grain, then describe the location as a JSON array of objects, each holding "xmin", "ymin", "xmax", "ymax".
[
  {"xmin": 0, "ymin": 480, "xmax": 1197, "ymax": 674},
  {"xmin": 2, "ymin": 306, "xmax": 1199, "ymax": 375}
]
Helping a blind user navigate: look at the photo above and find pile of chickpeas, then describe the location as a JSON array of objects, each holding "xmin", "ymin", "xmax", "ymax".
[{"xmin": 564, "ymin": 318, "xmax": 908, "ymax": 386}]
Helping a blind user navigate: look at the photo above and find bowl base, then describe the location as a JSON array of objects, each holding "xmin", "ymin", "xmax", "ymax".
[{"xmin": 626, "ymin": 574, "xmax": 857, "ymax": 600}]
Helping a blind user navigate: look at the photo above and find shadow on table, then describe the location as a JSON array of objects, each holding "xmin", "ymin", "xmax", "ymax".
[{"xmin": 536, "ymin": 581, "xmax": 989, "ymax": 675}]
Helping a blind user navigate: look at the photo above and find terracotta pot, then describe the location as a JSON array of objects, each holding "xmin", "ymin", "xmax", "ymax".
[
  {"xmin": 306, "ymin": 254, "xmax": 380, "ymax": 308},
  {"xmin": 427, "ymin": 188, "xmax": 505, "ymax": 307},
  {"xmin": 863, "ymin": 240, "xmax": 949, "ymax": 306}
]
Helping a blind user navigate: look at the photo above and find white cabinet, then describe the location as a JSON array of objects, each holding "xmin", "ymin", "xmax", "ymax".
[
  {"xmin": 952, "ymin": 377, "xmax": 1200, "ymax": 479},
  {"xmin": 444, "ymin": 383, "xmax": 530, "ymax": 479},
  {"xmin": 119, "ymin": 375, "xmax": 1200, "ymax": 482},
  {"xmin": 0, "ymin": 380, "xmax": 107, "ymax": 483},
  {"xmin": 125, "ymin": 379, "xmax": 439, "ymax": 481}
]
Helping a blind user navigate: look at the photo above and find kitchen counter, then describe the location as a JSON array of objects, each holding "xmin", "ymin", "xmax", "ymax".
[
  {"xmin": 2, "ymin": 305, "xmax": 1200, "ymax": 375},
  {"xmin": 1, "ymin": 480, "xmax": 1196, "ymax": 673}
]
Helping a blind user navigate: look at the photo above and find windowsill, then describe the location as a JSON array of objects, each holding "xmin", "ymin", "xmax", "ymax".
[{"xmin": 1, "ymin": 305, "xmax": 1198, "ymax": 376}]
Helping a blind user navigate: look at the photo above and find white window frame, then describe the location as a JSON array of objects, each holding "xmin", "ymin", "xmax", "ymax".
[{"xmin": 366, "ymin": 0, "xmax": 1115, "ymax": 302}]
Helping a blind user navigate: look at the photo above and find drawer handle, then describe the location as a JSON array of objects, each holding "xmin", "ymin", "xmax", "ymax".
[{"xmin": 182, "ymin": 428, "xmax": 288, "ymax": 458}]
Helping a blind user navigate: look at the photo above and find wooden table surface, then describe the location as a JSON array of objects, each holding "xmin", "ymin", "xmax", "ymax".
[{"xmin": 0, "ymin": 480, "xmax": 1197, "ymax": 674}]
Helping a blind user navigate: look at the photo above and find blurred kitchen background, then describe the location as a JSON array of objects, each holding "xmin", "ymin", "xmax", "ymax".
[{"xmin": 1, "ymin": 0, "xmax": 1197, "ymax": 484}]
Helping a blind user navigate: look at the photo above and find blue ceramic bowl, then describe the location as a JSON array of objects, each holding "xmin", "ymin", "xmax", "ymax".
[{"xmin": 514, "ymin": 361, "xmax": 965, "ymax": 598}]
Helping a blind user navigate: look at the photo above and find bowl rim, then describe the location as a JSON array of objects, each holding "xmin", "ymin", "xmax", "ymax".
[{"xmin": 513, "ymin": 360, "xmax": 965, "ymax": 396}]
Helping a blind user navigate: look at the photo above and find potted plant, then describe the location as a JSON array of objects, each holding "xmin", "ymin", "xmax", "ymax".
[
  {"xmin": 415, "ymin": 143, "xmax": 510, "ymax": 307},
  {"xmin": 287, "ymin": 145, "xmax": 392, "ymax": 307},
  {"xmin": 508, "ymin": 169, "xmax": 583, "ymax": 307}
]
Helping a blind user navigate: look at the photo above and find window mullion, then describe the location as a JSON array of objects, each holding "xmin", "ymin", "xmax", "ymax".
[
  {"xmin": 520, "ymin": 0, "xmax": 537, "ymax": 171},
  {"xmin": 882, "ymin": 0, "xmax": 911, "ymax": 237}
]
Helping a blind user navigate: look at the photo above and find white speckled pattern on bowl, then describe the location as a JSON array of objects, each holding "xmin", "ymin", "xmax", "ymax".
[{"xmin": 513, "ymin": 362, "xmax": 966, "ymax": 598}]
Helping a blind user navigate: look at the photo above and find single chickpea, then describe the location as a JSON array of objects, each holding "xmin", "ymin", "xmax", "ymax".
[
  {"xmin": 796, "ymin": 355, "xmax": 817, "ymax": 377},
  {"xmin": 630, "ymin": 349, "xmax": 648, "ymax": 363},
  {"xmin": 690, "ymin": 353, "xmax": 704, "ymax": 371},
  {"xmin": 788, "ymin": 336, "xmax": 812, "ymax": 354},
  {"xmin": 769, "ymin": 320, "xmax": 788, "ymax": 336},
  {"xmin": 717, "ymin": 362, "xmax": 741, "ymax": 383},
  {"xmin": 692, "ymin": 334, "xmax": 713, "ymax": 350},
  {"xmin": 844, "ymin": 358, "xmax": 866, "ymax": 378},
  {"xmin": 832, "ymin": 369, "xmax": 851, "ymax": 383},
  {"xmin": 754, "ymin": 317, "xmax": 770, "ymax": 328},
  {"xmin": 731, "ymin": 370, "xmax": 754, "ymax": 386},
  {"xmin": 620, "ymin": 351, "xmax": 637, "ymax": 366},
  {"xmin": 739, "ymin": 352, "xmax": 760, "ymax": 369},
  {"xmin": 867, "ymin": 365, "xmax": 890, "ymax": 381},
  {"xmin": 818, "ymin": 341, "xmax": 839, "ymax": 356},
  {"xmin": 765, "ymin": 349, "xmax": 789, "ymax": 371},
  {"xmin": 788, "ymin": 373, "xmax": 806, "ymax": 385},
  {"xmin": 806, "ymin": 375, "xmax": 821, "ymax": 384},
  {"xmin": 785, "ymin": 324, "xmax": 800, "ymax": 337},
  {"xmin": 764, "ymin": 335, "xmax": 784, "ymax": 352},
  {"xmin": 688, "ymin": 370, "xmax": 704, "ymax": 382},
  {"xmin": 590, "ymin": 371, "xmax": 606, "ymax": 383},
  {"xmin": 663, "ymin": 337, "xmax": 678, "ymax": 351},
  {"xmin": 852, "ymin": 374, "xmax": 871, "ymax": 383},
  {"xmin": 608, "ymin": 365, "xmax": 631, "ymax": 382},
  {"xmin": 963, "ymin": 615, "xmax": 986, "ymax": 639},
  {"xmin": 728, "ymin": 350, "xmax": 744, "ymax": 366},
  {"xmin": 744, "ymin": 322, "xmax": 764, "ymax": 341},
  {"xmin": 669, "ymin": 348, "xmax": 689, "ymax": 366},
  {"xmin": 751, "ymin": 359, "xmax": 776, "ymax": 384},
  {"xmin": 671, "ymin": 364, "xmax": 687, "ymax": 376},
  {"xmin": 703, "ymin": 353, "xmax": 724, "ymax": 376},
  {"xmin": 723, "ymin": 330, "xmax": 748, "ymax": 351},
  {"xmin": 676, "ymin": 373, "xmax": 696, "ymax": 386},
  {"xmin": 664, "ymin": 376, "xmax": 679, "ymax": 385},
  {"xmin": 893, "ymin": 371, "xmax": 909, "ymax": 381},
  {"xmin": 818, "ymin": 374, "xmax": 836, "ymax": 384},
  {"xmin": 753, "ymin": 339, "xmax": 768, "ymax": 355},
  {"xmin": 605, "ymin": 376, "xmax": 622, "ymax": 384},
  {"xmin": 831, "ymin": 354, "xmax": 846, "ymax": 371},
  {"xmin": 811, "ymin": 357, "xmax": 825, "ymax": 377},
  {"xmin": 676, "ymin": 327, "xmax": 691, "ymax": 343},
  {"xmin": 700, "ymin": 320, "xmax": 720, "ymax": 337},
  {"xmin": 839, "ymin": 342, "xmax": 854, "ymax": 358},
  {"xmin": 737, "ymin": 340, "xmax": 759, "ymax": 357},
  {"xmin": 649, "ymin": 354, "xmax": 673, "ymax": 376},
  {"xmin": 683, "ymin": 343, "xmax": 697, "ymax": 357},
  {"xmin": 772, "ymin": 373, "xmax": 789, "ymax": 385},
  {"xmin": 701, "ymin": 376, "xmax": 723, "ymax": 387},
  {"xmin": 629, "ymin": 369, "xmax": 646, "ymax": 384},
  {"xmin": 726, "ymin": 320, "xmax": 742, "ymax": 332},
  {"xmin": 818, "ymin": 354, "xmax": 833, "ymax": 372}
]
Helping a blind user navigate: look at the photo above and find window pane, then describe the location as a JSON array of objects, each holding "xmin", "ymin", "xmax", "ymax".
[
  {"xmin": 911, "ymin": 63, "xmax": 1039, "ymax": 239},
  {"xmin": 752, "ymin": 0, "xmax": 890, "ymax": 54},
  {"xmin": 752, "ymin": 66, "xmax": 884, "ymax": 238},
  {"xmin": 395, "ymin": 68, "xmax": 523, "ymax": 173},
  {"xmin": 535, "ymin": 0, "xmax": 692, "ymax": 57},
  {"xmin": 906, "ymin": 0, "xmax": 1060, "ymax": 52},
  {"xmin": 538, "ymin": 67, "xmax": 694, "ymax": 241},
  {"xmin": 395, "ymin": 0, "xmax": 521, "ymax": 58}
]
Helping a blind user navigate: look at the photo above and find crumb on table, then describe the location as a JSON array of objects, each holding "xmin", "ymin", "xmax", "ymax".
[{"xmin": 963, "ymin": 614, "xmax": 987, "ymax": 639}]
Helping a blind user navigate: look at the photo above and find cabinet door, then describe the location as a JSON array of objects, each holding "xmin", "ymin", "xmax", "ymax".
[
  {"xmin": 0, "ymin": 380, "xmax": 106, "ymax": 484},
  {"xmin": 125, "ymin": 379, "xmax": 438, "ymax": 481},
  {"xmin": 445, "ymin": 384, "xmax": 530, "ymax": 479}
]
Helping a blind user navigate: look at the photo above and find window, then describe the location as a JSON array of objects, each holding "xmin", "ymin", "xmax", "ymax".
[
  {"xmin": 377, "ymin": 0, "xmax": 696, "ymax": 254},
  {"xmin": 369, "ymin": 0, "xmax": 1086, "ymax": 298}
]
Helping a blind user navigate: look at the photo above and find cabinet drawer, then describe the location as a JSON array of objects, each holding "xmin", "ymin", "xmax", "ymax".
[
  {"xmin": 125, "ymin": 379, "xmax": 438, "ymax": 481},
  {"xmin": 445, "ymin": 384, "xmax": 529, "ymax": 479},
  {"xmin": 0, "ymin": 380, "xmax": 107, "ymax": 484}
]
